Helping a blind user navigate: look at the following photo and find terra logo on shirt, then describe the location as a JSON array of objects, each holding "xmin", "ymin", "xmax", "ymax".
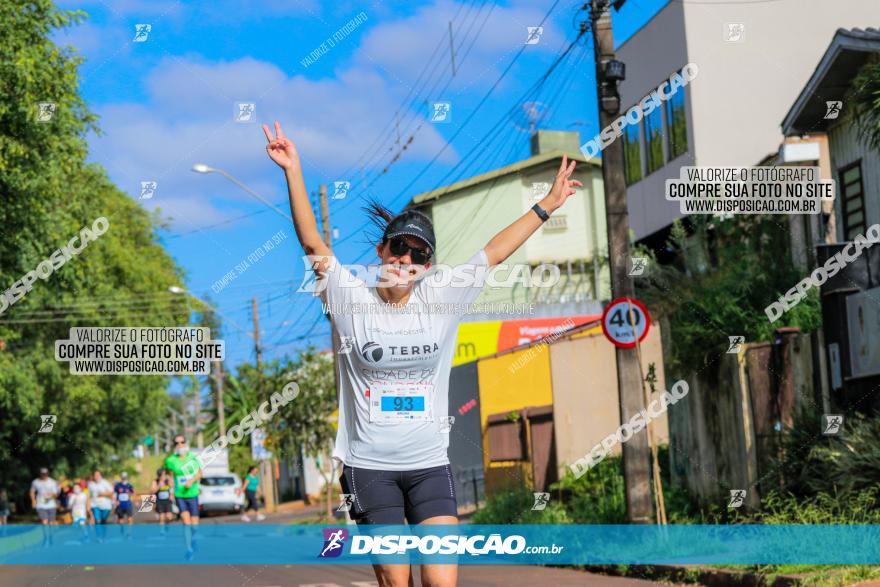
[{"xmin": 360, "ymin": 341, "xmax": 439, "ymax": 364}]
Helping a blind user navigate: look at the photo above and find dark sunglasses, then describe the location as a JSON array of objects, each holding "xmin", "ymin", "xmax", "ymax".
[
  {"xmin": 388, "ymin": 237, "xmax": 432, "ymax": 265},
  {"xmin": 174, "ymin": 439, "xmax": 186, "ymax": 445}
]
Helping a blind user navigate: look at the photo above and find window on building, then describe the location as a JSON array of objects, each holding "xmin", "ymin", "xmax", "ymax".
[
  {"xmin": 839, "ymin": 161, "xmax": 866, "ymax": 240},
  {"xmin": 666, "ymin": 80, "xmax": 688, "ymax": 160},
  {"xmin": 623, "ymin": 123, "xmax": 642, "ymax": 185},
  {"xmin": 645, "ymin": 95, "xmax": 665, "ymax": 174}
]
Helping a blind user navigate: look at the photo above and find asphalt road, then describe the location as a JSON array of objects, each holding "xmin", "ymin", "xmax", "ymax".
[
  {"xmin": 0, "ymin": 510, "xmax": 669, "ymax": 586},
  {"xmin": 0, "ymin": 564, "xmax": 667, "ymax": 587}
]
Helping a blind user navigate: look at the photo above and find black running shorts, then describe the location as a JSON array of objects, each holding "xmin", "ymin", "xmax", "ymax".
[{"xmin": 339, "ymin": 464, "xmax": 457, "ymax": 525}]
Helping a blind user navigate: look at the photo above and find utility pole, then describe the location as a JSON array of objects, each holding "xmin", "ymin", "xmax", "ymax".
[
  {"xmin": 319, "ymin": 182, "xmax": 343, "ymax": 521},
  {"xmin": 252, "ymin": 296, "xmax": 262, "ymax": 367},
  {"xmin": 449, "ymin": 21, "xmax": 456, "ymax": 76},
  {"xmin": 589, "ymin": 0, "xmax": 654, "ymax": 523},
  {"xmin": 252, "ymin": 296, "xmax": 276, "ymax": 512},
  {"xmin": 212, "ymin": 360, "xmax": 226, "ymax": 438},
  {"xmin": 319, "ymin": 183, "xmax": 339, "ymax": 395}
]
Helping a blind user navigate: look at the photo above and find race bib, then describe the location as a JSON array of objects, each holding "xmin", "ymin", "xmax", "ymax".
[
  {"xmin": 118, "ymin": 493, "xmax": 130, "ymax": 502},
  {"xmin": 158, "ymin": 491, "xmax": 170, "ymax": 500},
  {"xmin": 177, "ymin": 475, "xmax": 191, "ymax": 486},
  {"xmin": 369, "ymin": 382, "xmax": 433, "ymax": 423}
]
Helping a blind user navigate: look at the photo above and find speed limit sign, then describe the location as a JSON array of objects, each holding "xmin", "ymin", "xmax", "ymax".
[{"xmin": 601, "ymin": 297, "xmax": 651, "ymax": 348}]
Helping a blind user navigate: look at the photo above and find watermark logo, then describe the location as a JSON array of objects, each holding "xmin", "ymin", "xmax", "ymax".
[
  {"xmin": 823, "ymin": 414, "xmax": 844, "ymax": 435},
  {"xmin": 184, "ymin": 380, "xmax": 299, "ymax": 475},
  {"xmin": 37, "ymin": 102, "xmax": 56, "ymax": 122},
  {"xmin": 570, "ymin": 380, "xmax": 689, "ymax": 478},
  {"xmin": 581, "ymin": 64, "xmax": 698, "ymax": 159},
  {"xmin": 319, "ymin": 528, "xmax": 349, "ymax": 558},
  {"xmin": 38, "ymin": 415, "xmax": 56, "ymax": 433},
  {"xmin": 824, "ymin": 101, "xmax": 842, "ymax": 120},
  {"xmin": 728, "ymin": 489, "xmax": 746, "ymax": 508},
  {"xmin": 140, "ymin": 181, "xmax": 157, "ymax": 200},
  {"xmin": 331, "ymin": 181, "xmax": 350, "ymax": 200},
  {"xmin": 531, "ymin": 182, "xmax": 551, "ymax": 203},
  {"xmin": 133, "ymin": 23, "xmax": 152, "ymax": 42},
  {"xmin": 525, "ymin": 26, "xmax": 543, "ymax": 45},
  {"xmin": 138, "ymin": 495, "xmax": 156, "ymax": 513},
  {"xmin": 766, "ymin": 224, "xmax": 880, "ymax": 322},
  {"xmin": 727, "ymin": 336, "xmax": 744, "ymax": 354},
  {"xmin": 338, "ymin": 336, "xmax": 354, "ymax": 355},
  {"xmin": 337, "ymin": 494, "xmax": 354, "ymax": 512},
  {"xmin": 235, "ymin": 102, "xmax": 256, "ymax": 123},
  {"xmin": 211, "ymin": 230, "xmax": 287, "ymax": 295},
  {"xmin": 724, "ymin": 23, "xmax": 745, "ymax": 42},
  {"xmin": 439, "ymin": 415, "xmax": 455, "ymax": 433},
  {"xmin": 0, "ymin": 217, "xmax": 110, "ymax": 317},
  {"xmin": 629, "ymin": 257, "xmax": 647, "ymax": 277},
  {"xmin": 430, "ymin": 102, "xmax": 451, "ymax": 123},
  {"xmin": 300, "ymin": 11, "xmax": 368, "ymax": 68},
  {"xmin": 531, "ymin": 492, "xmax": 550, "ymax": 511}
]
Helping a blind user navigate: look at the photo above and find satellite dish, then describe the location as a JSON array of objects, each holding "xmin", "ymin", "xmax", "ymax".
[{"xmin": 512, "ymin": 101, "xmax": 551, "ymax": 135}]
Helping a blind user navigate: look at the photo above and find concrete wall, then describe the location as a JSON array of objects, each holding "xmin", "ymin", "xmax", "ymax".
[
  {"xmin": 617, "ymin": 0, "xmax": 880, "ymax": 240},
  {"xmin": 616, "ymin": 1, "xmax": 692, "ymax": 240},
  {"xmin": 549, "ymin": 324, "xmax": 669, "ymax": 476},
  {"xmin": 667, "ymin": 333, "xmax": 816, "ymax": 508}
]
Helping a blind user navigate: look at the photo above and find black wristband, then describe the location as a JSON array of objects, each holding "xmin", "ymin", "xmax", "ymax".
[{"xmin": 531, "ymin": 203, "xmax": 550, "ymax": 222}]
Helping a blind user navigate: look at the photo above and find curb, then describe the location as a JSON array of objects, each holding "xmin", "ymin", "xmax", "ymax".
[{"xmin": 587, "ymin": 564, "xmax": 806, "ymax": 586}]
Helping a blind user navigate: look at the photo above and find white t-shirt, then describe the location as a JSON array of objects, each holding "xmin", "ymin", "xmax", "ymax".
[
  {"xmin": 30, "ymin": 478, "xmax": 59, "ymax": 509},
  {"xmin": 88, "ymin": 479, "xmax": 113, "ymax": 510},
  {"xmin": 320, "ymin": 249, "xmax": 488, "ymax": 470},
  {"xmin": 69, "ymin": 493, "xmax": 88, "ymax": 519}
]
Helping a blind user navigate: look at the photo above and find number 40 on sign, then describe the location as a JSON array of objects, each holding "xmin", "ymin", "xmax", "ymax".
[{"xmin": 601, "ymin": 297, "xmax": 651, "ymax": 348}]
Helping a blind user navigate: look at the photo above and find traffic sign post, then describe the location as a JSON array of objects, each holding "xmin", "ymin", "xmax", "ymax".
[{"xmin": 602, "ymin": 297, "xmax": 651, "ymax": 348}]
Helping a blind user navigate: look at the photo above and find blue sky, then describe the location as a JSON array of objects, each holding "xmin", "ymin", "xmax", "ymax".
[{"xmin": 54, "ymin": 0, "xmax": 668, "ymax": 370}]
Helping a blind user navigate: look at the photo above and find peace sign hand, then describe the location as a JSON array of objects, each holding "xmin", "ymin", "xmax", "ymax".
[
  {"xmin": 545, "ymin": 154, "xmax": 582, "ymax": 212},
  {"xmin": 262, "ymin": 121, "xmax": 301, "ymax": 173}
]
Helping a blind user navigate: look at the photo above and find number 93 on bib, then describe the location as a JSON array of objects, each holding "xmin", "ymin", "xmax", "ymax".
[{"xmin": 369, "ymin": 382, "xmax": 434, "ymax": 423}]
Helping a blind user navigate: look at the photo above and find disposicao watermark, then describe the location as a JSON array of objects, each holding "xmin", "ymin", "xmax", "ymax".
[
  {"xmin": 580, "ymin": 63, "xmax": 699, "ymax": 159},
  {"xmin": 184, "ymin": 380, "xmax": 300, "ymax": 474},
  {"xmin": 0, "ymin": 216, "xmax": 109, "ymax": 316},
  {"xmin": 765, "ymin": 223, "xmax": 880, "ymax": 322},
  {"xmin": 298, "ymin": 257, "xmax": 560, "ymax": 292},
  {"xmin": 569, "ymin": 379, "xmax": 689, "ymax": 478},
  {"xmin": 300, "ymin": 12, "xmax": 368, "ymax": 69}
]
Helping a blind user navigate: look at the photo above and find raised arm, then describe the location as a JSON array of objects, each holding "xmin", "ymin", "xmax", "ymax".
[
  {"xmin": 484, "ymin": 154, "xmax": 581, "ymax": 266},
  {"xmin": 262, "ymin": 121, "xmax": 331, "ymax": 264}
]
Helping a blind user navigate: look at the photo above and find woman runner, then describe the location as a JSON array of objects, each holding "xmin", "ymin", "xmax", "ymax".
[{"xmin": 263, "ymin": 121, "xmax": 580, "ymax": 587}]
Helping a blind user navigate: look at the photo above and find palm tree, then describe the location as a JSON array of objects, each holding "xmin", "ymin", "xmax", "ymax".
[{"xmin": 848, "ymin": 61, "xmax": 880, "ymax": 150}]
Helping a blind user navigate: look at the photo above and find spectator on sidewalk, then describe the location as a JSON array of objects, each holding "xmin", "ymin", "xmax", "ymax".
[{"xmin": 237, "ymin": 466, "xmax": 265, "ymax": 522}]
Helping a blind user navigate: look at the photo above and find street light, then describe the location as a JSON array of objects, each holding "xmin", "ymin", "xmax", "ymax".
[{"xmin": 191, "ymin": 163, "xmax": 292, "ymax": 222}]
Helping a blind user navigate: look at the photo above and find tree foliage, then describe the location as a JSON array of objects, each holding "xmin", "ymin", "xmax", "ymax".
[
  {"xmin": 848, "ymin": 60, "xmax": 880, "ymax": 151},
  {"xmin": 0, "ymin": 1, "xmax": 189, "ymax": 503},
  {"xmin": 200, "ymin": 349, "xmax": 337, "ymax": 476},
  {"xmin": 635, "ymin": 216, "xmax": 822, "ymax": 373}
]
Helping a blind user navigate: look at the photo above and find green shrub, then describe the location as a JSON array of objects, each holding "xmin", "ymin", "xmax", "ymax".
[
  {"xmin": 472, "ymin": 488, "xmax": 570, "ymax": 524},
  {"xmin": 552, "ymin": 455, "xmax": 627, "ymax": 524},
  {"xmin": 777, "ymin": 405, "xmax": 880, "ymax": 499}
]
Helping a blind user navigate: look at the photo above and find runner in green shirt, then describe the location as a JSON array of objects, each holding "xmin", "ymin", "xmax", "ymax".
[{"xmin": 164, "ymin": 434, "xmax": 202, "ymax": 559}]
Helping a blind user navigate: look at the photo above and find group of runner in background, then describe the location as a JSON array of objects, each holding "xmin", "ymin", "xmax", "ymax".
[{"xmin": 17, "ymin": 434, "xmax": 265, "ymax": 530}]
